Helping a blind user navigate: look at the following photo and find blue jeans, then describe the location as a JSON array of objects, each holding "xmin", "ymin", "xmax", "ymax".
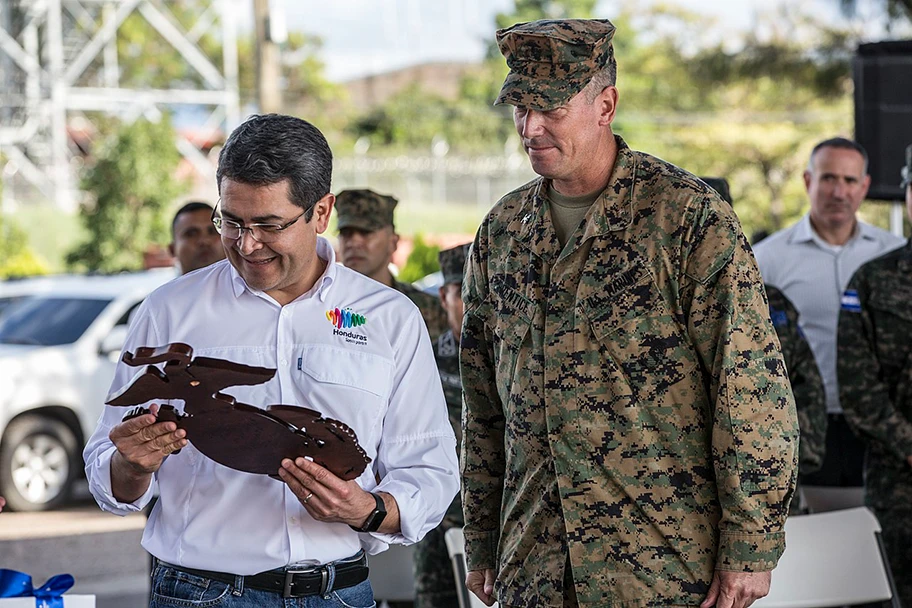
[{"xmin": 149, "ymin": 563, "xmax": 376, "ymax": 608}]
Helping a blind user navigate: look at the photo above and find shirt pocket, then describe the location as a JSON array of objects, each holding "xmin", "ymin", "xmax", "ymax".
[
  {"xmin": 486, "ymin": 280, "xmax": 534, "ymax": 403},
  {"xmin": 296, "ymin": 344, "xmax": 393, "ymax": 450}
]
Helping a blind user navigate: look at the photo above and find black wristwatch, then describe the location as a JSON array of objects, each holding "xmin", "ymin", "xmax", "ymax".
[{"xmin": 350, "ymin": 492, "xmax": 387, "ymax": 533}]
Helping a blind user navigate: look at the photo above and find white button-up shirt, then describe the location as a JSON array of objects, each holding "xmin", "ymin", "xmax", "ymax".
[
  {"xmin": 753, "ymin": 214, "xmax": 904, "ymax": 413},
  {"xmin": 84, "ymin": 237, "xmax": 459, "ymax": 574}
]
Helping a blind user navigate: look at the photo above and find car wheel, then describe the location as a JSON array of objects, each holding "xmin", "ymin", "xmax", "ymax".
[{"xmin": 0, "ymin": 415, "xmax": 78, "ymax": 512}]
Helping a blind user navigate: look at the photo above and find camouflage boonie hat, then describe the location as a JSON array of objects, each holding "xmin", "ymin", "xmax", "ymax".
[
  {"xmin": 699, "ymin": 177, "xmax": 733, "ymax": 205},
  {"xmin": 494, "ymin": 19, "xmax": 616, "ymax": 111},
  {"xmin": 438, "ymin": 243, "xmax": 471, "ymax": 285},
  {"xmin": 901, "ymin": 144, "xmax": 912, "ymax": 189},
  {"xmin": 335, "ymin": 189, "xmax": 397, "ymax": 232}
]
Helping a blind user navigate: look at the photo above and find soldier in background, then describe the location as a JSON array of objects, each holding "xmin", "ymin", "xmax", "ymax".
[
  {"xmin": 413, "ymin": 243, "xmax": 471, "ymax": 608},
  {"xmin": 767, "ymin": 286, "xmax": 827, "ymax": 513},
  {"xmin": 460, "ymin": 19, "xmax": 797, "ymax": 608},
  {"xmin": 335, "ymin": 189, "xmax": 448, "ymax": 341},
  {"xmin": 701, "ymin": 177, "xmax": 827, "ymax": 514},
  {"xmin": 837, "ymin": 143, "xmax": 912, "ymax": 603}
]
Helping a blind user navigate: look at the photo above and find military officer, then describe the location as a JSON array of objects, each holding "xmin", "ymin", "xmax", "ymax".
[
  {"xmin": 460, "ymin": 19, "xmax": 799, "ymax": 608},
  {"xmin": 837, "ymin": 143, "xmax": 912, "ymax": 604},
  {"xmin": 335, "ymin": 189, "xmax": 448, "ymax": 342},
  {"xmin": 413, "ymin": 242, "xmax": 472, "ymax": 607}
]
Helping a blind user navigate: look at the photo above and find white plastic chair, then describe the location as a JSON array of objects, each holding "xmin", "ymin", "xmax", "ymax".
[
  {"xmin": 754, "ymin": 506, "xmax": 899, "ymax": 608},
  {"xmin": 444, "ymin": 527, "xmax": 499, "ymax": 608},
  {"xmin": 369, "ymin": 543, "xmax": 415, "ymax": 604}
]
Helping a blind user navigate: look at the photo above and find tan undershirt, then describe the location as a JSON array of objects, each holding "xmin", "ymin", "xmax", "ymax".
[{"xmin": 547, "ymin": 184, "xmax": 601, "ymax": 248}]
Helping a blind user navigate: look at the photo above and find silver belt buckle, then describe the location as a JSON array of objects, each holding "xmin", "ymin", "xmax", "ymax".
[{"xmin": 282, "ymin": 568, "xmax": 311, "ymax": 598}]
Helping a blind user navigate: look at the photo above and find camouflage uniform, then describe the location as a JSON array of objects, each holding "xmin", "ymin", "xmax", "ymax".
[
  {"xmin": 413, "ymin": 244, "xmax": 470, "ymax": 608},
  {"xmin": 766, "ymin": 285, "xmax": 827, "ymax": 514},
  {"xmin": 460, "ymin": 19, "xmax": 798, "ymax": 607},
  {"xmin": 837, "ymin": 147, "xmax": 912, "ymax": 604},
  {"xmin": 335, "ymin": 188, "xmax": 449, "ymax": 342}
]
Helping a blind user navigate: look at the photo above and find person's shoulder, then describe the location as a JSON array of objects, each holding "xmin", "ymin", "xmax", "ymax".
[
  {"xmin": 484, "ymin": 177, "xmax": 541, "ymax": 225},
  {"xmin": 854, "ymin": 241, "xmax": 909, "ymax": 279},
  {"xmin": 752, "ymin": 224, "xmax": 797, "ymax": 256},
  {"xmin": 631, "ymin": 151, "xmax": 717, "ymax": 203},
  {"xmin": 143, "ymin": 260, "xmax": 229, "ymax": 307},
  {"xmin": 859, "ymin": 221, "xmax": 906, "ymax": 248}
]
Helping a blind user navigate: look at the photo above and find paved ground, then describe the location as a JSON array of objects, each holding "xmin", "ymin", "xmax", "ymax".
[{"xmin": 0, "ymin": 482, "xmax": 151, "ymax": 608}]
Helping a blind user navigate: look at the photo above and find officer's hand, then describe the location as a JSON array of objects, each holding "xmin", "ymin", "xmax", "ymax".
[
  {"xmin": 700, "ymin": 570, "xmax": 771, "ymax": 608},
  {"xmin": 278, "ymin": 457, "xmax": 376, "ymax": 528},
  {"xmin": 466, "ymin": 569, "xmax": 495, "ymax": 606},
  {"xmin": 109, "ymin": 403, "xmax": 187, "ymax": 475}
]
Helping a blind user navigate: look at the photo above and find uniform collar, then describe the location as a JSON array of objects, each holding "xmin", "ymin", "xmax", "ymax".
[
  {"xmin": 229, "ymin": 236, "xmax": 337, "ymax": 303},
  {"xmin": 508, "ymin": 134, "xmax": 634, "ymax": 259}
]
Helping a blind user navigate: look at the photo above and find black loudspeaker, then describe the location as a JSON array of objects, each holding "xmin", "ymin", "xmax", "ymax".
[{"xmin": 853, "ymin": 40, "xmax": 912, "ymax": 202}]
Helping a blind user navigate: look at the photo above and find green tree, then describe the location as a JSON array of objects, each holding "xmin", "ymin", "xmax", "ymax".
[
  {"xmin": 67, "ymin": 117, "xmax": 187, "ymax": 272},
  {"xmin": 0, "ymin": 214, "xmax": 48, "ymax": 278},
  {"xmin": 398, "ymin": 234, "xmax": 440, "ymax": 283}
]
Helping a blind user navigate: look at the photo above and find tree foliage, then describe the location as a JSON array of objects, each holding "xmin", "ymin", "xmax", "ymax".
[
  {"xmin": 67, "ymin": 117, "xmax": 187, "ymax": 272},
  {"xmin": 0, "ymin": 214, "xmax": 48, "ymax": 278},
  {"xmin": 398, "ymin": 234, "xmax": 441, "ymax": 283}
]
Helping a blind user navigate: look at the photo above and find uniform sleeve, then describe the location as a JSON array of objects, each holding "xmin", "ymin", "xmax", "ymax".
[
  {"xmin": 783, "ymin": 308, "xmax": 827, "ymax": 476},
  {"xmin": 459, "ymin": 231, "xmax": 507, "ymax": 571},
  {"xmin": 681, "ymin": 202, "xmax": 798, "ymax": 572},
  {"xmin": 838, "ymin": 273, "xmax": 912, "ymax": 463},
  {"xmin": 83, "ymin": 298, "xmax": 161, "ymax": 515}
]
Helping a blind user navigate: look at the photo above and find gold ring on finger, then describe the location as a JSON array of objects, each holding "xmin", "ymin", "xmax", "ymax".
[{"xmin": 303, "ymin": 492, "xmax": 314, "ymax": 504}]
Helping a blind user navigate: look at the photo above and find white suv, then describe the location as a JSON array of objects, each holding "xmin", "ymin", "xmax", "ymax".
[{"xmin": 0, "ymin": 269, "xmax": 175, "ymax": 511}]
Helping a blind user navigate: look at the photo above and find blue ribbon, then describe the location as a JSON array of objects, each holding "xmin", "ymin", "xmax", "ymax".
[{"xmin": 0, "ymin": 569, "xmax": 74, "ymax": 608}]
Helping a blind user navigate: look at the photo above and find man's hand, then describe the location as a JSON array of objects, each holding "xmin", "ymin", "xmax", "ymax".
[
  {"xmin": 109, "ymin": 404, "xmax": 187, "ymax": 502},
  {"xmin": 700, "ymin": 570, "xmax": 771, "ymax": 608},
  {"xmin": 279, "ymin": 457, "xmax": 384, "ymax": 529},
  {"xmin": 109, "ymin": 404, "xmax": 187, "ymax": 475},
  {"xmin": 466, "ymin": 569, "xmax": 496, "ymax": 607}
]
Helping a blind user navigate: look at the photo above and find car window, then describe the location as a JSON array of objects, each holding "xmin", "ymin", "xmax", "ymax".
[
  {"xmin": 0, "ymin": 296, "xmax": 27, "ymax": 319},
  {"xmin": 0, "ymin": 297, "xmax": 113, "ymax": 346}
]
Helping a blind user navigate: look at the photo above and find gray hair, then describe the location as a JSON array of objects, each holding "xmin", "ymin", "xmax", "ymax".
[{"xmin": 583, "ymin": 56, "xmax": 617, "ymax": 104}]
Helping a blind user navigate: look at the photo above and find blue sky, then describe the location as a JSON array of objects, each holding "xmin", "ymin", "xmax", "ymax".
[{"xmin": 252, "ymin": 0, "xmax": 866, "ymax": 81}]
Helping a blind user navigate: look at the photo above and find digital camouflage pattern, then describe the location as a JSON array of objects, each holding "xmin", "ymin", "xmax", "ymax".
[
  {"xmin": 392, "ymin": 281, "xmax": 449, "ymax": 344},
  {"xmin": 495, "ymin": 19, "xmax": 616, "ymax": 111},
  {"xmin": 766, "ymin": 285, "xmax": 827, "ymax": 514},
  {"xmin": 414, "ymin": 328, "xmax": 465, "ymax": 608},
  {"xmin": 460, "ymin": 135, "xmax": 799, "ymax": 607},
  {"xmin": 335, "ymin": 188, "xmax": 398, "ymax": 232},
  {"xmin": 439, "ymin": 243, "xmax": 472, "ymax": 286},
  {"xmin": 837, "ymin": 239, "xmax": 912, "ymax": 605},
  {"xmin": 698, "ymin": 177, "xmax": 732, "ymax": 205}
]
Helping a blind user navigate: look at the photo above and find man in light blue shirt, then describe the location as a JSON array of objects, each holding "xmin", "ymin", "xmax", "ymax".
[{"xmin": 753, "ymin": 137, "xmax": 904, "ymax": 510}]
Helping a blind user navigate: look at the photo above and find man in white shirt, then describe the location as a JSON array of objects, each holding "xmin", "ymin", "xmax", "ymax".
[
  {"xmin": 753, "ymin": 137, "xmax": 904, "ymax": 511},
  {"xmin": 84, "ymin": 114, "xmax": 459, "ymax": 608}
]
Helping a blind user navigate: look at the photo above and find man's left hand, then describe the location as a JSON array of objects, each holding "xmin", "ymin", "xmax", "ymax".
[
  {"xmin": 700, "ymin": 570, "xmax": 771, "ymax": 608},
  {"xmin": 278, "ymin": 457, "xmax": 374, "ymax": 528}
]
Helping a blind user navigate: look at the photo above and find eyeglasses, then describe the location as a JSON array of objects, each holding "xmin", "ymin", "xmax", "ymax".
[{"xmin": 211, "ymin": 200, "xmax": 308, "ymax": 244}]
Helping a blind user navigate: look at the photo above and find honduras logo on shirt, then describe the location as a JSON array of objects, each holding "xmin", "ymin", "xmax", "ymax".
[{"xmin": 841, "ymin": 289, "xmax": 862, "ymax": 313}]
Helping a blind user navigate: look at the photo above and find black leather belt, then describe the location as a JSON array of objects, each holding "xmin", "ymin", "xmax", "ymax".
[{"xmin": 157, "ymin": 552, "xmax": 368, "ymax": 598}]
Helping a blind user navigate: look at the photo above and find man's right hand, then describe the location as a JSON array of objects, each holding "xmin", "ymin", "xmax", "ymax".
[
  {"xmin": 109, "ymin": 404, "xmax": 186, "ymax": 502},
  {"xmin": 466, "ymin": 569, "xmax": 496, "ymax": 607}
]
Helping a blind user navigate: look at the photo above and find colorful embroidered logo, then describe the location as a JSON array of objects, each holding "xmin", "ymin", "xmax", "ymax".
[{"xmin": 326, "ymin": 307, "xmax": 367, "ymax": 329}]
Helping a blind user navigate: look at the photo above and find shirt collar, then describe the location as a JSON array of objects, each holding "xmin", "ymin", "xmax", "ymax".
[
  {"xmin": 791, "ymin": 213, "xmax": 874, "ymax": 246},
  {"xmin": 229, "ymin": 236, "xmax": 337, "ymax": 302}
]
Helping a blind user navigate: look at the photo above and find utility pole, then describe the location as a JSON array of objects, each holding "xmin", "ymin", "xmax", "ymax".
[{"xmin": 254, "ymin": 0, "xmax": 283, "ymax": 114}]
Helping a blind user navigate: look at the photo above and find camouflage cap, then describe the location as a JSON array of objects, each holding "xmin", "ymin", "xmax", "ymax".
[
  {"xmin": 699, "ymin": 177, "xmax": 733, "ymax": 205},
  {"xmin": 494, "ymin": 19, "xmax": 616, "ymax": 111},
  {"xmin": 438, "ymin": 242, "xmax": 471, "ymax": 285},
  {"xmin": 335, "ymin": 189, "xmax": 397, "ymax": 232},
  {"xmin": 902, "ymin": 144, "xmax": 912, "ymax": 189}
]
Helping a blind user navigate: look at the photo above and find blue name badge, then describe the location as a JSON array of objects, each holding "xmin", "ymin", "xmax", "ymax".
[{"xmin": 841, "ymin": 289, "xmax": 862, "ymax": 313}]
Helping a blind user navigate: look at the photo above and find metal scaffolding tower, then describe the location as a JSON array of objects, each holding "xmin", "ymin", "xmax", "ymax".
[{"xmin": 0, "ymin": 0, "xmax": 240, "ymax": 211}]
